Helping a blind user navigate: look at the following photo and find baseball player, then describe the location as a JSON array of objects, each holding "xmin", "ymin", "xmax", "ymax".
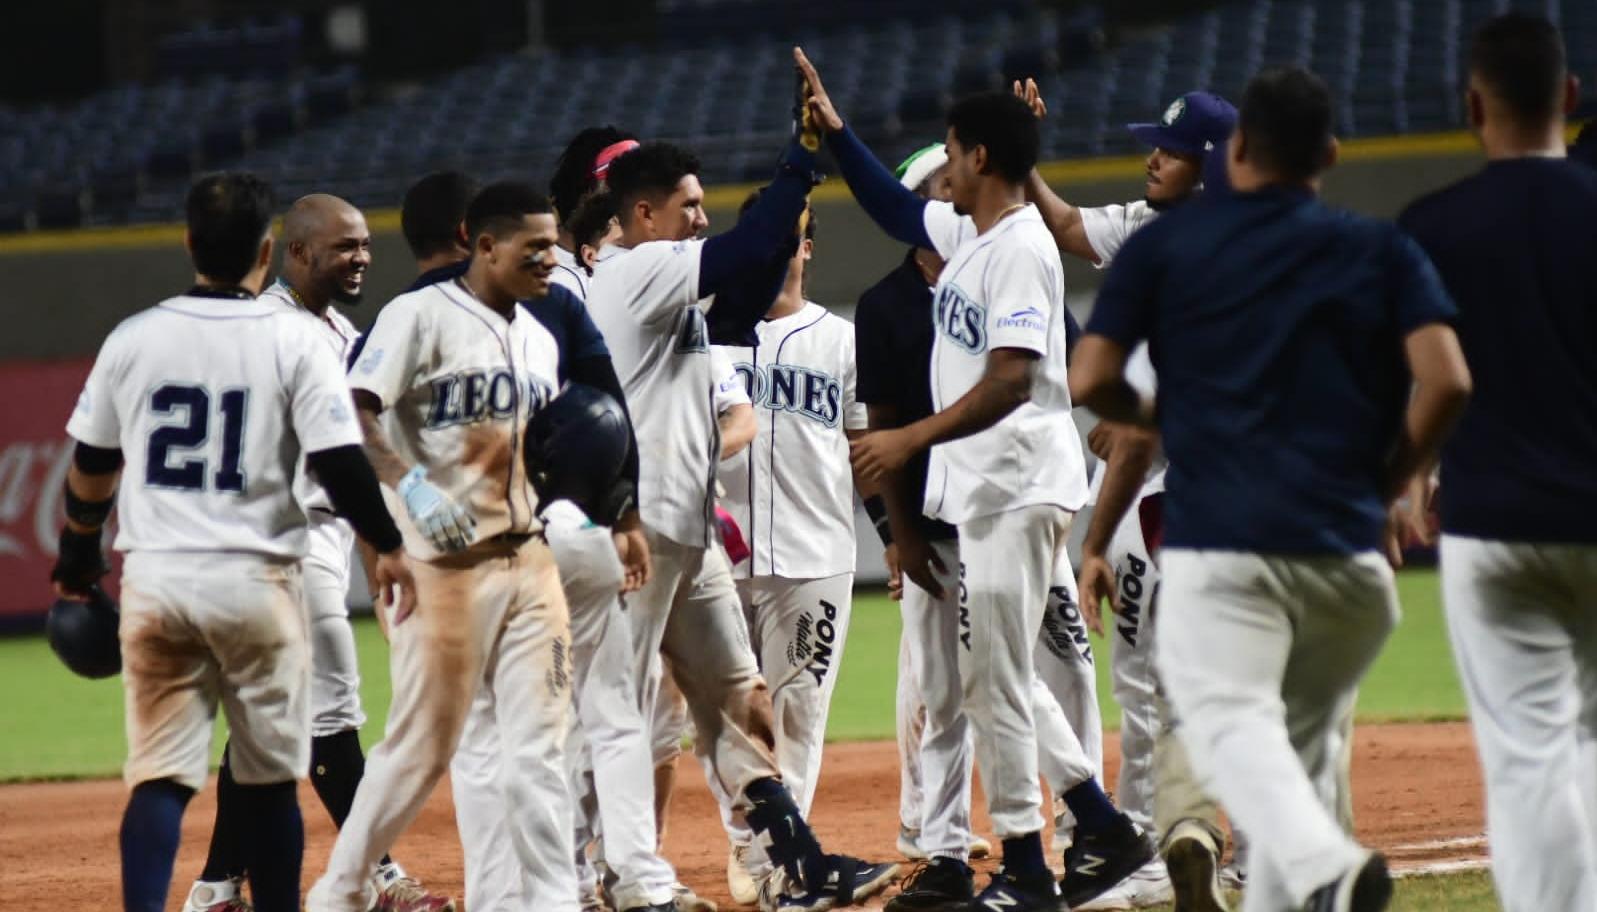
[
  {"xmin": 704, "ymin": 199, "xmax": 871, "ymax": 903},
  {"xmin": 1398, "ymin": 15, "xmax": 1597, "ymax": 911},
  {"xmin": 798, "ymin": 50, "xmax": 1153, "ymax": 910},
  {"xmin": 584, "ymin": 121, "xmax": 899, "ymax": 911},
  {"xmin": 549, "ymin": 125, "xmax": 638, "ymax": 300},
  {"xmin": 180, "ymin": 194, "xmax": 451, "ymax": 912},
  {"xmin": 51, "ymin": 171, "xmax": 415, "ymax": 912},
  {"xmin": 856, "ymin": 147, "xmax": 1097, "ymax": 873},
  {"xmin": 1073, "ymin": 66, "xmax": 1471, "ymax": 912},
  {"xmin": 390, "ymin": 170, "xmax": 675, "ymax": 912},
  {"xmin": 1012, "ymin": 81, "xmax": 1237, "ymax": 910},
  {"xmin": 306, "ymin": 183, "xmax": 585, "ymax": 912}
]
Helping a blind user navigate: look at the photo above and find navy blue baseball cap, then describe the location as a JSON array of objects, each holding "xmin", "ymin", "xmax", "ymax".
[{"xmin": 1127, "ymin": 92, "xmax": 1237, "ymax": 157}]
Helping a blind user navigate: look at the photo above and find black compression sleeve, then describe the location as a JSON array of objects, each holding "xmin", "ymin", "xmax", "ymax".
[
  {"xmin": 569, "ymin": 354, "xmax": 641, "ymax": 493},
  {"xmin": 72, "ymin": 442, "xmax": 124, "ymax": 475},
  {"xmin": 305, "ymin": 445, "xmax": 404, "ymax": 553}
]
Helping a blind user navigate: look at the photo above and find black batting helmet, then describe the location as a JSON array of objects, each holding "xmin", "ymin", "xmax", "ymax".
[
  {"xmin": 47, "ymin": 585, "xmax": 121, "ymax": 679},
  {"xmin": 525, "ymin": 383, "xmax": 634, "ymax": 526}
]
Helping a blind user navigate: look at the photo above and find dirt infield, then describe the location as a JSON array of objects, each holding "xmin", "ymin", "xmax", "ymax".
[{"xmin": 0, "ymin": 722, "xmax": 1484, "ymax": 910}]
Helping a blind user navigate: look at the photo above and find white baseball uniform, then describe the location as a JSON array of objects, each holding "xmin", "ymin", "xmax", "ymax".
[
  {"xmin": 260, "ymin": 281, "xmax": 367, "ymax": 738},
  {"xmin": 307, "ymin": 279, "xmax": 575, "ymax": 912},
  {"xmin": 706, "ymin": 304, "xmax": 866, "ymax": 853},
  {"xmin": 585, "ymin": 239, "xmax": 783, "ymax": 821},
  {"xmin": 919, "ymin": 200, "xmax": 1089, "ymax": 839},
  {"xmin": 551, "ymin": 245, "xmax": 590, "ymax": 301},
  {"xmin": 66, "ymin": 289, "xmax": 365, "ymax": 792}
]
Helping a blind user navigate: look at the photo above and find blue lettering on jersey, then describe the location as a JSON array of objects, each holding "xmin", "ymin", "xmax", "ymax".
[
  {"xmin": 427, "ymin": 368, "xmax": 551, "ymax": 428},
  {"xmin": 935, "ymin": 283, "xmax": 986, "ymax": 353},
  {"xmin": 737, "ymin": 363, "xmax": 843, "ymax": 428}
]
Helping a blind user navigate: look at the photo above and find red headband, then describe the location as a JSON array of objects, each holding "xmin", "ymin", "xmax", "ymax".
[{"xmin": 592, "ymin": 140, "xmax": 641, "ymax": 179}]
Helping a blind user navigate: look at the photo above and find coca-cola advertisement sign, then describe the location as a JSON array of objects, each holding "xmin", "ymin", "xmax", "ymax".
[{"xmin": 0, "ymin": 359, "xmax": 118, "ymax": 623}]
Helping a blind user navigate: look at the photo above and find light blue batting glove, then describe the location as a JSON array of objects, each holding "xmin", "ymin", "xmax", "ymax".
[{"xmin": 397, "ymin": 466, "xmax": 476, "ymax": 552}]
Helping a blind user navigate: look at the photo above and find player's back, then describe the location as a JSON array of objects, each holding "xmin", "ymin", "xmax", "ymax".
[
  {"xmin": 585, "ymin": 240, "xmax": 718, "ymax": 548},
  {"xmin": 1399, "ymin": 158, "xmax": 1597, "ymax": 543},
  {"xmin": 71, "ymin": 292, "xmax": 348, "ymax": 558},
  {"xmin": 1113, "ymin": 188, "xmax": 1452, "ymax": 555}
]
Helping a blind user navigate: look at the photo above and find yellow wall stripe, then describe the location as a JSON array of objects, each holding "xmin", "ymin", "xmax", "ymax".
[{"xmin": 0, "ymin": 124, "xmax": 1580, "ymax": 257}]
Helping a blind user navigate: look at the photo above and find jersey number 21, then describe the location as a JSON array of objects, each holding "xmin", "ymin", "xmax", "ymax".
[{"xmin": 145, "ymin": 383, "xmax": 248, "ymax": 493}]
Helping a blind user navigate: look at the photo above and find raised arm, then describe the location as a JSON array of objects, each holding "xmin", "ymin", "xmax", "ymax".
[
  {"xmin": 1011, "ymin": 78, "xmax": 1100, "ymax": 264},
  {"xmin": 795, "ymin": 47, "xmax": 933, "ymax": 250},
  {"xmin": 699, "ymin": 139, "xmax": 818, "ymax": 302}
]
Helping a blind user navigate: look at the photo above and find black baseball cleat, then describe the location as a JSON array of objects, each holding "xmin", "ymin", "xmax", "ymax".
[
  {"xmin": 884, "ymin": 857, "xmax": 974, "ymax": 912},
  {"xmin": 1059, "ymin": 814, "xmax": 1157, "ymax": 908},
  {"xmin": 1303, "ymin": 852, "xmax": 1392, "ymax": 912},
  {"xmin": 776, "ymin": 854, "xmax": 900, "ymax": 912},
  {"xmin": 967, "ymin": 868, "xmax": 1065, "ymax": 912}
]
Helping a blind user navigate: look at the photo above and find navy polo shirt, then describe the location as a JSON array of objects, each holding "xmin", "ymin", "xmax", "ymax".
[
  {"xmin": 854, "ymin": 252, "xmax": 957, "ymax": 541},
  {"xmin": 1399, "ymin": 158, "xmax": 1597, "ymax": 544},
  {"xmin": 1088, "ymin": 187, "xmax": 1457, "ymax": 555}
]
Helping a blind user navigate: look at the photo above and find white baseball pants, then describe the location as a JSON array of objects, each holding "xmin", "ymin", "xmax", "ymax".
[
  {"xmin": 706, "ymin": 573, "xmax": 855, "ymax": 849},
  {"xmin": 1441, "ymin": 535, "xmax": 1597, "ymax": 912},
  {"xmin": 1104, "ymin": 500, "xmax": 1161, "ymax": 832},
  {"xmin": 303, "ymin": 517, "xmax": 366, "ymax": 739},
  {"xmin": 307, "ymin": 538, "xmax": 574, "ymax": 912},
  {"xmin": 1158, "ymin": 549, "xmax": 1395, "ymax": 912},
  {"xmin": 452, "ymin": 515, "xmax": 676, "ymax": 912},
  {"xmin": 119, "ymin": 552, "xmax": 309, "ymax": 791}
]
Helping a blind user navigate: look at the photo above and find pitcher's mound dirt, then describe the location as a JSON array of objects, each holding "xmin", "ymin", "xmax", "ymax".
[{"xmin": 0, "ymin": 722, "xmax": 1483, "ymax": 910}]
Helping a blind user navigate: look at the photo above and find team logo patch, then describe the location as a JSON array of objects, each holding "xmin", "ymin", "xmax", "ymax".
[
  {"xmin": 329, "ymin": 397, "xmax": 351, "ymax": 424},
  {"xmin": 1162, "ymin": 97, "xmax": 1186, "ymax": 126},
  {"xmin": 935, "ymin": 283, "xmax": 987, "ymax": 354},
  {"xmin": 788, "ymin": 599, "xmax": 841, "ymax": 686},
  {"xmin": 74, "ymin": 389, "xmax": 91, "ymax": 415},
  {"xmin": 1040, "ymin": 585, "xmax": 1094, "ymax": 666},
  {"xmin": 995, "ymin": 304, "xmax": 1046, "ymax": 334},
  {"xmin": 356, "ymin": 346, "xmax": 384, "ymax": 374},
  {"xmin": 1117, "ymin": 553, "xmax": 1150, "ymax": 649},
  {"xmin": 546, "ymin": 636, "xmax": 570, "ymax": 696}
]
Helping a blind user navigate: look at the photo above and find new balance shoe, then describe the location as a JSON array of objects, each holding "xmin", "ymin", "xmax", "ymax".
[
  {"xmin": 969, "ymin": 868, "xmax": 1064, "ymax": 912},
  {"xmin": 1059, "ymin": 815, "xmax": 1157, "ymax": 909},
  {"xmin": 1073, "ymin": 858, "xmax": 1173, "ymax": 910},
  {"xmin": 1162, "ymin": 819, "xmax": 1227, "ymax": 912},
  {"xmin": 1303, "ymin": 853, "xmax": 1391, "ymax": 912},
  {"xmin": 884, "ymin": 857, "xmax": 974, "ymax": 912},
  {"xmin": 775, "ymin": 855, "xmax": 900, "ymax": 912},
  {"xmin": 182, "ymin": 878, "xmax": 251, "ymax": 912}
]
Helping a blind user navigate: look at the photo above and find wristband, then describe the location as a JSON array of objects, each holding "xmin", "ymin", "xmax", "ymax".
[
  {"xmin": 864, "ymin": 495, "xmax": 893, "ymax": 547},
  {"xmin": 64, "ymin": 485, "xmax": 115, "ymax": 529}
]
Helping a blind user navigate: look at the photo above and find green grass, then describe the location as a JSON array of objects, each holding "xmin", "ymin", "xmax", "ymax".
[{"xmin": 0, "ymin": 568, "xmax": 1463, "ymax": 779}]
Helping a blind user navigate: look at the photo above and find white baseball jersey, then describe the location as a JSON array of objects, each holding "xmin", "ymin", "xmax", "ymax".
[
  {"xmin": 347, "ymin": 279, "xmax": 561, "ymax": 560},
  {"xmin": 1080, "ymin": 200, "xmax": 1158, "ymax": 268},
  {"xmin": 920, "ymin": 201, "xmax": 1087, "ymax": 524},
  {"xmin": 1080, "ymin": 201, "xmax": 1168, "ymax": 501},
  {"xmin": 585, "ymin": 240, "xmax": 720, "ymax": 548},
  {"xmin": 260, "ymin": 281, "xmax": 363, "ymax": 572},
  {"xmin": 715, "ymin": 303, "xmax": 868, "ymax": 579},
  {"xmin": 712, "ymin": 346, "xmax": 749, "ymax": 414},
  {"xmin": 551, "ymin": 245, "xmax": 590, "ymax": 300},
  {"xmin": 66, "ymin": 290, "xmax": 363, "ymax": 558}
]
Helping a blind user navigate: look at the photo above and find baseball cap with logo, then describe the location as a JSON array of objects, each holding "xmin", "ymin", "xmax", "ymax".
[{"xmin": 1127, "ymin": 92, "xmax": 1237, "ymax": 158}]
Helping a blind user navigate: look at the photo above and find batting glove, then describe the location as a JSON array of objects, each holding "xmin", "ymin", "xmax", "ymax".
[{"xmin": 397, "ymin": 466, "xmax": 476, "ymax": 552}]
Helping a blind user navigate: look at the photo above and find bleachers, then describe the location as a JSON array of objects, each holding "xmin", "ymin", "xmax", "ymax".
[{"xmin": 1, "ymin": 0, "xmax": 1593, "ymax": 230}]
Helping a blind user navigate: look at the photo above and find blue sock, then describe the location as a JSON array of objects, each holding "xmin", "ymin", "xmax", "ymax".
[
  {"xmin": 199, "ymin": 745, "xmax": 246, "ymax": 882},
  {"xmin": 121, "ymin": 779, "xmax": 194, "ymax": 912},
  {"xmin": 241, "ymin": 781, "xmax": 303, "ymax": 912},
  {"xmin": 1000, "ymin": 832, "xmax": 1050, "ymax": 886},
  {"xmin": 1062, "ymin": 779, "xmax": 1123, "ymax": 835}
]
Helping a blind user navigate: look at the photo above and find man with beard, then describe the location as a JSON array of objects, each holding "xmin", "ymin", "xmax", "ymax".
[{"xmin": 180, "ymin": 194, "xmax": 452, "ymax": 912}]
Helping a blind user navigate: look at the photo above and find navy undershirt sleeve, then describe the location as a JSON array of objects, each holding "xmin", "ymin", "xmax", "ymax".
[
  {"xmin": 698, "ymin": 138, "xmax": 818, "ymax": 303},
  {"xmin": 305, "ymin": 445, "xmax": 404, "ymax": 553},
  {"xmin": 826, "ymin": 125, "xmax": 933, "ymax": 249}
]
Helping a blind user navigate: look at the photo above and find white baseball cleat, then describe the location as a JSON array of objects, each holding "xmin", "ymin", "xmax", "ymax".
[
  {"xmin": 729, "ymin": 844, "xmax": 761, "ymax": 905},
  {"xmin": 1073, "ymin": 857, "xmax": 1174, "ymax": 910},
  {"xmin": 181, "ymin": 878, "xmax": 251, "ymax": 912}
]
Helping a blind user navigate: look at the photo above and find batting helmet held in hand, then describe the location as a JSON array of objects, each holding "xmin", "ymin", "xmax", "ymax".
[
  {"xmin": 47, "ymin": 585, "xmax": 121, "ymax": 679},
  {"xmin": 525, "ymin": 383, "xmax": 633, "ymax": 526}
]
